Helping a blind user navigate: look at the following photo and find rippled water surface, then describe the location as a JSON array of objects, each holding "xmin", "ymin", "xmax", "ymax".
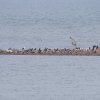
[
  {"xmin": 0, "ymin": 1, "xmax": 100, "ymax": 99},
  {"xmin": 0, "ymin": 0, "xmax": 100, "ymax": 49},
  {"xmin": 0, "ymin": 56, "xmax": 100, "ymax": 100}
]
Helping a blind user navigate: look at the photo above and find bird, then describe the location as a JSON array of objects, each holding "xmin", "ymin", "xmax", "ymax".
[{"xmin": 69, "ymin": 36, "xmax": 77, "ymax": 47}]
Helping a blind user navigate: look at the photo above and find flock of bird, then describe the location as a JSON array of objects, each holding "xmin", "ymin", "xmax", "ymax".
[{"xmin": 0, "ymin": 36, "xmax": 99, "ymax": 55}]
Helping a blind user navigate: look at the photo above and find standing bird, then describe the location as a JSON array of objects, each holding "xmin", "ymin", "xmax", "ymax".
[{"xmin": 69, "ymin": 36, "xmax": 77, "ymax": 48}]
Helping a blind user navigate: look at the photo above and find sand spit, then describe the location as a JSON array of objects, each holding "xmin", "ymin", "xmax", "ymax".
[{"xmin": 0, "ymin": 46, "xmax": 100, "ymax": 56}]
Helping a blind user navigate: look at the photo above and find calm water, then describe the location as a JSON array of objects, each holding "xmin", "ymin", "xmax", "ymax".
[
  {"xmin": 0, "ymin": 56, "xmax": 100, "ymax": 100},
  {"xmin": 0, "ymin": 1, "xmax": 100, "ymax": 99},
  {"xmin": 0, "ymin": 0, "xmax": 100, "ymax": 49}
]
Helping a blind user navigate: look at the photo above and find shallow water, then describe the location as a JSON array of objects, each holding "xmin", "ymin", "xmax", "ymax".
[
  {"xmin": 0, "ymin": 0, "xmax": 100, "ymax": 49},
  {"xmin": 0, "ymin": 56, "xmax": 100, "ymax": 100}
]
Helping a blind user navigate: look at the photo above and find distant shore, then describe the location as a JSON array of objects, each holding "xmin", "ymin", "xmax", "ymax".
[{"xmin": 0, "ymin": 46, "xmax": 100, "ymax": 56}]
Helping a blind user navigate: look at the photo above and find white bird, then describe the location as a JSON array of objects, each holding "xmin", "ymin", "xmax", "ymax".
[
  {"xmin": 6, "ymin": 49, "xmax": 13, "ymax": 53},
  {"xmin": 69, "ymin": 36, "xmax": 77, "ymax": 47}
]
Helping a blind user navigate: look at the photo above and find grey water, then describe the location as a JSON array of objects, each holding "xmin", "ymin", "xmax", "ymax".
[
  {"xmin": 0, "ymin": 56, "xmax": 100, "ymax": 100},
  {"xmin": 0, "ymin": 0, "xmax": 100, "ymax": 100},
  {"xmin": 0, "ymin": 0, "xmax": 100, "ymax": 49}
]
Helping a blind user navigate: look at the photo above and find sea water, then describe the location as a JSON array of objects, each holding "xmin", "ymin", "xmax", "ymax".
[
  {"xmin": 0, "ymin": 0, "xmax": 100, "ymax": 49},
  {"xmin": 0, "ymin": 56, "xmax": 100, "ymax": 100},
  {"xmin": 0, "ymin": 0, "xmax": 100, "ymax": 100}
]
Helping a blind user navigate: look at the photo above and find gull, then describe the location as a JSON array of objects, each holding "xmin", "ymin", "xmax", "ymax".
[{"xmin": 69, "ymin": 36, "xmax": 77, "ymax": 47}]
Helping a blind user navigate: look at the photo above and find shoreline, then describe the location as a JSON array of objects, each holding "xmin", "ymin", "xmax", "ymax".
[{"xmin": 0, "ymin": 47, "xmax": 100, "ymax": 56}]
